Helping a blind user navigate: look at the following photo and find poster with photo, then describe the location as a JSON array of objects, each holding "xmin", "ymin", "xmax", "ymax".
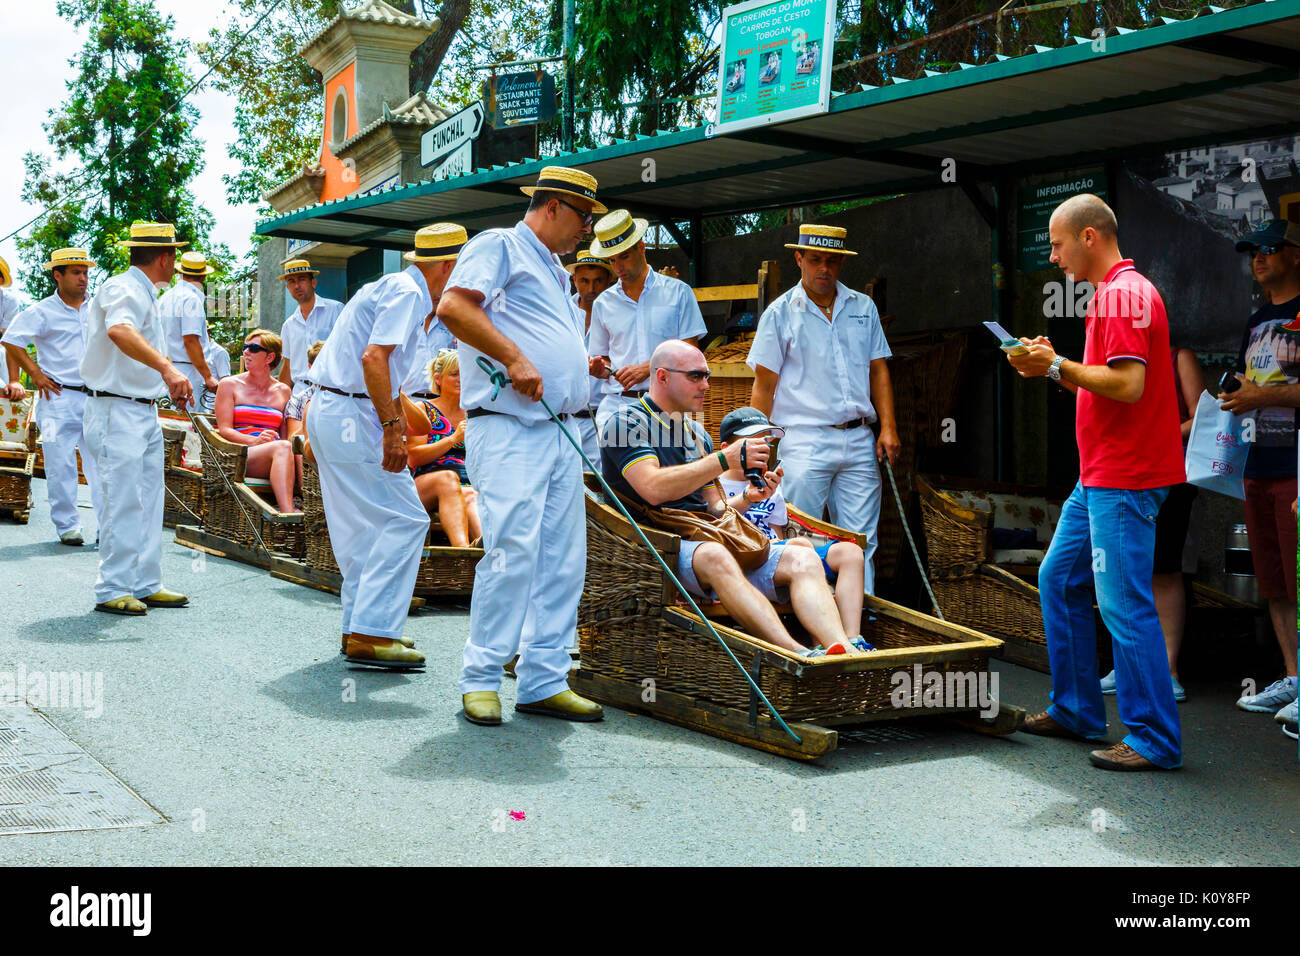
[
  {"xmin": 795, "ymin": 40, "xmax": 820, "ymax": 76},
  {"xmin": 725, "ymin": 57, "xmax": 747, "ymax": 93},
  {"xmin": 758, "ymin": 50, "xmax": 782, "ymax": 85}
]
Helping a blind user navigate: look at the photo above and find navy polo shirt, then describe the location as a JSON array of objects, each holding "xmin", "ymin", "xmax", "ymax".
[{"xmin": 600, "ymin": 395, "xmax": 714, "ymax": 512}]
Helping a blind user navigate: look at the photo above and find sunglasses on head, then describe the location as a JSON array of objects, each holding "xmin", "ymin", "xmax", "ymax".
[
  {"xmin": 664, "ymin": 368, "xmax": 711, "ymax": 383},
  {"xmin": 555, "ymin": 197, "xmax": 594, "ymax": 228},
  {"xmin": 242, "ymin": 343, "xmax": 270, "ymax": 354}
]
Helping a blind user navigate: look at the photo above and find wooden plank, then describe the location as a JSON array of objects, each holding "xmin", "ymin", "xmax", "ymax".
[
  {"xmin": 945, "ymin": 701, "xmax": 1027, "ymax": 736},
  {"xmin": 173, "ymin": 525, "xmax": 275, "ymax": 571},
  {"xmin": 569, "ymin": 670, "xmax": 836, "ymax": 762},
  {"xmin": 693, "ymin": 283, "xmax": 758, "ymax": 303},
  {"xmin": 706, "ymin": 362, "xmax": 755, "ymax": 379}
]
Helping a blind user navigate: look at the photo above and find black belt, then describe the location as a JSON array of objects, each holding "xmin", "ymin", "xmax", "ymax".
[
  {"xmin": 318, "ymin": 385, "xmax": 372, "ymax": 401},
  {"xmin": 621, "ymin": 389, "xmax": 647, "ymax": 397},
  {"xmin": 79, "ymin": 384, "xmax": 156, "ymax": 406},
  {"xmin": 832, "ymin": 417, "xmax": 872, "ymax": 430},
  {"xmin": 468, "ymin": 407, "xmax": 581, "ymax": 423}
]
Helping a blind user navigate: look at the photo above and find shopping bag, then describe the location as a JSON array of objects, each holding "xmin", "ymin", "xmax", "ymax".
[{"xmin": 1184, "ymin": 390, "xmax": 1253, "ymax": 499}]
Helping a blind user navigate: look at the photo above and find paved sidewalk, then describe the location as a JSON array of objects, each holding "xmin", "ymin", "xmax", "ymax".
[{"xmin": 0, "ymin": 480, "xmax": 1294, "ymax": 865}]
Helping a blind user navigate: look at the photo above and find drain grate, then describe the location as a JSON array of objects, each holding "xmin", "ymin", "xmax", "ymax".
[
  {"xmin": 0, "ymin": 699, "xmax": 165, "ymax": 836},
  {"xmin": 837, "ymin": 724, "xmax": 928, "ymax": 744}
]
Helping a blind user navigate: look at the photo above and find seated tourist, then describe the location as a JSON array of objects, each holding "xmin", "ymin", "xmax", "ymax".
[
  {"xmin": 716, "ymin": 405, "xmax": 869, "ymax": 649},
  {"xmin": 600, "ymin": 339, "xmax": 861, "ymax": 658},
  {"xmin": 214, "ymin": 329, "xmax": 297, "ymax": 513},
  {"xmin": 406, "ymin": 349, "xmax": 481, "ymax": 548}
]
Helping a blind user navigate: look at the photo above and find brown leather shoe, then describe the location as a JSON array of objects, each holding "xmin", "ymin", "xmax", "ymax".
[
  {"xmin": 1089, "ymin": 742, "xmax": 1167, "ymax": 771},
  {"xmin": 1022, "ymin": 710, "xmax": 1095, "ymax": 741}
]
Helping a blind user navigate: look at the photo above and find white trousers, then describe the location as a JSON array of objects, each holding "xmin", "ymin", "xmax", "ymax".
[
  {"xmin": 779, "ymin": 423, "xmax": 883, "ymax": 594},
  {"xmin": 82, "ymin": 397, "xmax": 163, "ymax": 603},
  {"xmin": 575, "ymin": 414, "xmax": 600, "ymax": 470},
  {"xmin": 37, "ymin": 388, "xmax": 100, "ymax": 535},
  {"xmin": 306, "ymin": 390, "xmax": 429, "ymax": 640},
  {"xmin": 460, "ymin": 413, "xmax": 585, "ymax": 703}
]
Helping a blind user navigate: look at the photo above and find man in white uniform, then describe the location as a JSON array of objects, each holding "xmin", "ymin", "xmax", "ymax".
[
  {"xmin": 80, "ymin": 222, "xmax": 193, "ymax": 615},
  {"xmin": 587, "ymin": 209, "xmax": 706, "ymax": 435},
  {"xmin": 747, "ymin": 224, "xmax": 900, "ymax": 594},
  {"xmin": 0, "ymin": 256, "xmax": 25, "ymax": 396},
  {"xmin": 2, "ymin": 248, "xmax": 103, "ymax": 544},
  {"xmin": 278, "ymin": 259, "xmax": 343, "ymax": 398},
  {"xmin": 567, "ymin": 252, "xmax": 615, "ymax": 465},
  {"xmin": 304, "ymin": 224, "xmax": 464, "ymax": 669},
  {"xmin": 206, "ymin": 340, "xmax": 231, "ymax": 381},
  {"xmin": 400, "ymin": 296, "xmax": 455, "ymax": 400},
  {"xmin": 159, "ymin": 250, "xmax": 217, "ymax": 406},
  {"xmin": 438, "ymin": 165, "xmax": 607, "ymax": 727}
]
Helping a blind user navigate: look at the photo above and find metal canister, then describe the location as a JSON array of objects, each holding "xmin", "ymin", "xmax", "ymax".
[{"xmin": 1223, "ymin": 523, "xmax": 1259, "ymax": 604}]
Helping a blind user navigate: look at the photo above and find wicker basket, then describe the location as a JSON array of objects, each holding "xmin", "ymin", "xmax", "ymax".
[
  {"xmin": 917, "ymin": 475, "xmax": 991, "ymax": 575},
  {"xmin": 301, "ymin": 460, "xmax": 339, "ymax": 576},
  {"xmin": 192, "ymin": 418, "xmax": 305, "ymax": 559},
  {"xmin": 0, "ymin": 397, "xmax": 36, "ymax": 521},
  {"xmin": 577, "ymin": 487, "xmax": 1002, "ymax": 725},
  {"xmin": 162, "ymin": 425, "xmax": 204, "ymax": 527}
]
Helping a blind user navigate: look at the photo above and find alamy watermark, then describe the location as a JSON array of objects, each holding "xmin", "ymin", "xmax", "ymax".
[
  {"xmin": 889, "ymin": 665, "xmax": 999, "ymax": 719},
  {"xmin": 0, "ymin": 665, "xmax": 104, "ymax": 718}
]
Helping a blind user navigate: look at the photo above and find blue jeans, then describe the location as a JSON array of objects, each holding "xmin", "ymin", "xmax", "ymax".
[{"xmin": 1040, "ymin": 482, "xmax": 1182, "ymax": 768}]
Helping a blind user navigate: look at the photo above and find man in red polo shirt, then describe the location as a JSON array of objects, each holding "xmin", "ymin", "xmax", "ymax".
[{"xmin": 1007, "ymin": 193, "xmax": 1185, "ymax": 772}]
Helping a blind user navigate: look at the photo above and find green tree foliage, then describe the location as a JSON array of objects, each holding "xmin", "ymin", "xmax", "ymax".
[
  {"xmin": 553, "ymin": 0, "xmax": 717, "ymax": 144},
  {"xmin": 18, "ymin": 0, "xmax": 216, "ymax": 301}
]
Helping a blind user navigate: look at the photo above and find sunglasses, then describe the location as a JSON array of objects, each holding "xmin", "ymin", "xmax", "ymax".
[
  {"xmin": 555, "ymin": 197, "xmax": 594, "ymax": 229},
  {"xmin": 664, "ymin": 368, "xmax": 711, "ymax": 383},
  {"xmin": 1249, "ymin": 244, "xmax": 1287, "ymax": 256},
  {"xmin": 242, "ymin": 343, "xmax": 270, "ymax": 354}
]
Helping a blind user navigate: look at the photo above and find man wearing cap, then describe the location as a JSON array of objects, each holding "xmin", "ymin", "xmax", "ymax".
[
  {"xmin": 437, "ymin": 165, "xmax": 606, "ymax": 727},
  {"xmin": 2, "ymin": 248, "xmax": 103, "ymax": 545},
  {"xmin": 747, "ymin": 224, "xmax": 899, "ymax": 593},
  {"xmin": 305, "ymin": 223, "xmax": 465, "ymax": 669},
  {"xmin": 1219, "ymin": 218, "xmax": 1300, "ymax": 721},
  {"xmin": 0, "ymin": 256, "xmax": 25, "ymax": 395},
  {"xmin": 587, "ymin": 209, "xmax": 707, "ymax": 437},
  {"xmin": 278, "ymin": 259, "xmax": 344, "ymax": 398},
  {"xmin": 159, "ymin": 250, "xmax": 218, "ymax": 406},
  {"xmin": 80, "ymin": 222, "xmax": 194, "ymax": 615},
  {"xmin": 568, "ymin": 252, "xmax": 616, "ymax": 464}
]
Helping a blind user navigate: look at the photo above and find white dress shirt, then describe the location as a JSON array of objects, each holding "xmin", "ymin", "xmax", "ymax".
[
  {"xmin": 447, "ymin": 220, "xmax": 587, "ymax": 423},
  {"xmin": 0, "ymin": 288, "xmax": 21, "ymax": 334},
  {"xmin": 306, "ymin": 266, "xmax": 429, "ymax": 399},
  {"xmin": 573, "ymin": 291, "xmax": 604, "ymax": 409},
  {"xmin": 80, "ymin": 267, "xmax": 167, "ymax": 399},
  {"xmin": 206, "ymin": 341, "xmax": 231, "ymax": 379},
  {"xmin": 281, "ymin": 295, "xmax": 344, "ymax": 388},
  {"xmin": 746, "ymin": 280, "xmax": 891, "ymax": 427},
  {"xmin": 158, "ymin": 279, "xmax": 209, "ymax": 365},
  {"xmin": 1, "ymin": 292, "xmax": 89, "ymax": 385},
  {"xmin": 587, "ymin": 265, "xmax": 706, "ymax": 378},
  {"xmin": 401, "ymin": 311, "xmax": 456, "ymax": 395}
]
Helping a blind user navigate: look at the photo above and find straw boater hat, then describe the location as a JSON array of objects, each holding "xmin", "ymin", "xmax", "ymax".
[
  {"xmin": 117, "ymin": 221, "xmax": 188, "ymax": 248},
  {"xmin": 565, "ymin": 252, "xmax": 616, "ymax": 277},
  {"xmin": 589, "ymin": 209, "xmax": 648, "ymax": 259},
  {"xmin": 0, "ymin": 255, "xmax": 11, "ymax": 287},
  {"xmin": 44, "ymin": 247, "xmax": 97, "ymax": 270},
  {"xmin": 175, "ymin": 250, "xmax": 216, "ymax": 277},
  {"xmin": 520, "ymin": 166, "xmax": 607, "ymax": 214},
  {"xmin": 279, "ymin": 259, "xmax": 319, "ymax": 281},
  {"xmin": 784, "ymin": 223, "xmax": 857, "ymax": 256},
  {"xmin": 403, "ymin": 223, "xmax": 467, "ymax": 263}
]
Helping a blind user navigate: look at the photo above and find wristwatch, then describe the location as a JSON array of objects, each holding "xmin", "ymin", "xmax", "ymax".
[{"xmin": 1046, "ymin": 355, "xmax": 1066, "ymax": 382}]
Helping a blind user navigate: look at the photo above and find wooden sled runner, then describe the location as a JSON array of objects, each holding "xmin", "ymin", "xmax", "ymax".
[
  {"xmin": 573, "ymin": 485, "xmax": 1021, "ymax": 761},
  {"xmin": 0, "ymin": 396, "xmax": 36, "ymax": 523},
  {"xmin": 268, "ymin": 456, "xmax": 484, "ymax": 600},
  {"xmin": 917, "ymin": 474, "xmax": 1259, "ymax": 672}
]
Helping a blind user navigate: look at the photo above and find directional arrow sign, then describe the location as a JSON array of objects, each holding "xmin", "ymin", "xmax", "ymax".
[
  {"xmin": 430, "ymin": 141, "xmax": 473, "ymax": 183},
  {"xmin": 421, "ymin": 100, "xmax": 485, "ymax": 169}
]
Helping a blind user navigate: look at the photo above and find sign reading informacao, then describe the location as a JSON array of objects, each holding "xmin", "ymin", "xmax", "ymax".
[{"xmin": 714, "ymin": 0, "xmax": 834, "ymax": 136}]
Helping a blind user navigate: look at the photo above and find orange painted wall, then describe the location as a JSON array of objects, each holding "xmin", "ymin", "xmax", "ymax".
[{"xmin": 319, "ymin": 62, "xmax": 360, "ymax": 203}]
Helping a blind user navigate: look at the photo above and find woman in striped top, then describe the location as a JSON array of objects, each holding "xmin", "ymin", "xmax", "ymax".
[{"xmin": 215, "ymin": 329, "xmax": 297, "ymax": 513}]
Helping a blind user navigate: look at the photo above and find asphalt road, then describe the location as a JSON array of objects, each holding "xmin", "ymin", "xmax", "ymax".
[{"xmin": 0, "ymin": 479, "xmax": 1295, "ymax": 865}]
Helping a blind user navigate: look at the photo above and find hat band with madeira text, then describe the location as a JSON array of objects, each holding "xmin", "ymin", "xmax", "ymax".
[
  {"xmin": 795, "ymin": 234, "xmax": 846, "ymax": 251},
  {"xmin": 533, "ymin": 175, "xmax": 598, "ymax": 203}
]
